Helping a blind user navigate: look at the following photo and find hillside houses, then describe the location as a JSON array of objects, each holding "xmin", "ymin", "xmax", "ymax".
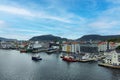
[{"xmin": 0, "ymin": 41, "xmax": 17, "ymax": 49}]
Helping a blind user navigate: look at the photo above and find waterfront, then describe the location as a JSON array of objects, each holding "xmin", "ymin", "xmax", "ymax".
[{"xmin": 0, "ymin": 50, "xmax": 120, "ymax": 80}]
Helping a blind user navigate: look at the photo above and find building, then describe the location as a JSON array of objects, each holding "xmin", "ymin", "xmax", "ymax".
[
  {"xmin": 97, "ymin": 41, "xmax": 120, "ymax": 52},
  {"xmin": 27, "ymin": 41, "xmax": 49, "ymax": 49},
  {"xmin": 103, "ymin": 51, "xmax": 120, "ymax": 65},
  {"xmin": 62, "ymin": 42, "xmax": 80, "ymax": 53},
  {"xmin": 0, "ymin": 41, "xmax": 17, "ymax": 49},
  {"xmin": 80, "ymin": 42, "xmax": 98, "ymax": 53},
  {"xmin": 98, "ymin": 42, "xmax": 107, "ymax": 52}
]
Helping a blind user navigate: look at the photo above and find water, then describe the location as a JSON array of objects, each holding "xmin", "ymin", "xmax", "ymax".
[{"xmin": 0, "ymin": 50, "xmax": 120, "ymax": 80}]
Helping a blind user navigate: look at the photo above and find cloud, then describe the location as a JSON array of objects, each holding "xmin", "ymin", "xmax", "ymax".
[
  {"xmin": 106, "ymin": 0, "xmax": 120, "ymax": 4},
  {"xmin": 89, "ymin": 20, "xmax": 119, "ymax": 29},
  {"xmin": 0, "ymin": 5, "xmax": 83, "ymax": 23},
  {"xmin": 88, "ymin": 4, "xmax": 120, "ymax": 29},
  {"xmin": 0, "ymin": 5, "xmax": 34, "ymax": 17},
  {"xmin": 0, "ymin": 34, "xmax": 31, "ymax": 40}
]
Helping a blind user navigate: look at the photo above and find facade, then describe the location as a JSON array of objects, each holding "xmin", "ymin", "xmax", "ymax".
[
  {"xmin": 17, "ymin": 41, "xmax": 28, "ymax": 49},
  {"xmin": 110, "ymin": 42, "xmax": 120, "ymax": 50},
  {"xmin": 103, "ymin": 51, "xmax": 120, "ymax": 65},
  {"xmin": 62, "ymin": 42, "xmax": 80, "ymax": 53},
  {"xmin": 98, "ymin": 41, "xmax": 120, "ymax": 52},
  {"xmin": 98, "ymin": 42, "xmax": 107, "ymax": 52},
  {"xmin": 0, "ymin": 41, "xmax": 17, "ymax": 49},
  {"xmin": 80, "ymin": 42, "xmax": 98, "ymax": 53},
  {"xmin": 28, "ymin": 41, "xmax": 49, "ymax": 49}
]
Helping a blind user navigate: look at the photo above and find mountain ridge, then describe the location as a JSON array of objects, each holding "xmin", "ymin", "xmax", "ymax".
[
  {"xmin": 0, "ymin": 37, "xmax": 17, "ymax": 41},
  {"xmin": 29, "ymin": 34, "xmax": 68, "ymax": 41},
  {"xmin": 77, "ymin": 34, "xmax": 120, "ymax": 41}
]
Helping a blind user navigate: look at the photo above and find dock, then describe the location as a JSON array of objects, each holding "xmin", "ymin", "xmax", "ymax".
[{"xmin": 98, "ymin": 63, "xmax": 120, "ymax": 69}]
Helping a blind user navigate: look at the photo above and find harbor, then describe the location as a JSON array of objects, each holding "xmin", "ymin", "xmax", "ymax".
[
  {"xmin": 0, "ymin": 49, "xmax": 120, "ymax": 80},
  {"xmin": 1, "ymin": 0, "xmax": 120, "ymax": 80},
  {"xmin": 1, "ymin": 40, "xmax": 120, "ymax": 69}
]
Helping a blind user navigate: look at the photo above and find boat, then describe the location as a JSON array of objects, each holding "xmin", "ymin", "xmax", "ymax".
[
  {"xmin": 32, "ymin": 54, "xmax": 42, "ymax": 61},
  {"xmin": 46, "ymin": 49, "xmax": 57, "ymax": 54},
  {"xmin": 60, "ymin": 55, "xmax": 64, "ymax": 58},
  {"xmin": 62, "ymin": 56, "xmax": 78, "ymax": 62},
  {"xmin": 20, "ymin": 49, "xmax": 27, "ymax": 53}
]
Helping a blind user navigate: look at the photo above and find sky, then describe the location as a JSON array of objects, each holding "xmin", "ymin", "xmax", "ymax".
[{"xmin": 0, "ymin": 0, "xmax": 120, "ymax": 40}]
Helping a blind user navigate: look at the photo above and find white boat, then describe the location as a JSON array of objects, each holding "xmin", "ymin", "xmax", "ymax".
[{"xmin": 32, "ymin": 54, "xmax": 42, "ymax": 61}]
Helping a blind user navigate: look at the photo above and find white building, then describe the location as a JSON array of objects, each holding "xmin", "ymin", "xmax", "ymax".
[
  {"xmin": 110, "ymin": 42, "xmax": 120, "ymax": 49},
  {"xmin": 0, "ymin": 41, "xmax": 17, "ymax": 49},
  {"xmin": 62, "ymin": 42, "xmax": 80, "ymax": 53},
  {"xmin": 27, "ymin": 41, "xmax": 49, "ymax": 49},
  {"xmin": 62, "ymin": 43, "xmax": 67, "ymax": 52},
  {"xmin": 103, "ymin": 51, "xmax": 120, "ymax": 65},
  {"xmin": 98, "ymin": 42, "xmax": 107, "ymax": 52}
]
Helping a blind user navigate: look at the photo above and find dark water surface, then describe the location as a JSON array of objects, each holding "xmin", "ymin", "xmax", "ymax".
[{"xmin": 0, "ymin": 50, "xmax": 120, "ymax": 80}]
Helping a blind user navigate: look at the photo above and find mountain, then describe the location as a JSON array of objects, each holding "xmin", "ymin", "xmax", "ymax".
[
  {"xmin": 77, "ymin": 35, "xmax": 120, "ymax": 41},
  {"xmin": 0, "ymin": 37, "xmax": 17, "ymax": 41},
  {"xmin": 29, "ymin": 35, "xmax": 68, "ymax": 41}
]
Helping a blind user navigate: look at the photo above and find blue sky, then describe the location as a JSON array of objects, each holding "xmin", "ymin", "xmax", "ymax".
[{"xmin": 0, "ymin": 0, "xmax": 120, "ymax": 40}]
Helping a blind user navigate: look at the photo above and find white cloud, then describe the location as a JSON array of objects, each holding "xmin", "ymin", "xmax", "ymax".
[
  {"xmin": 0, "ymin": 34, "xmax": 31, "ymax": 40},
  {"xmin": 89, "ymin": 20, "xmax": 119, "ymax": 29},
  {"xmin": 0, "ymin": 5, "xmax": 34, "ymax": 17},
  {"xmin": 106, "ymin": 0, "xmax": 120, "ymax": 4},
  {"xmin": 0, "ymin": 5, "xmax": 69, "ymax": 23},
  {"xmin": 0, "ymin": 5, "xmax": 85, "ymax": 24},
  {"xmin": 89, "ymin": 5, "xmax": 120, "ymax": 29}
]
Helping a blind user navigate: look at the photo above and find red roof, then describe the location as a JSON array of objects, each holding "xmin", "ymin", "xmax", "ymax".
[{"xmin": 98, "ymin": 42, "xmax": 106, "ymax": 45}]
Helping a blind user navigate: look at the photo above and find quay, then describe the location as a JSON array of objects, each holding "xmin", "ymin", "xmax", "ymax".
[
  {"xmin": 98, "ymin": 63, "xmax": 120, "ymax": 69},
  {"xmin": 78, "ymin": 59, "xmax": 97, "ymax": 62}
]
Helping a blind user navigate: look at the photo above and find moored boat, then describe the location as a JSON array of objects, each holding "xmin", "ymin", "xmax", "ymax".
[
  {"xmin": 62, "ymin": 56, "xmax": 78, "ymax": 62},
  {"xmin": 32, "ymin": 54, "xmax": 42, "ymax": 61},
  {"xmin": 46, "ymin": 49, "xmax": 57, "ymax": 54},
  {"xmin": 20, "ymin": 49, "xmax": 27, "ymax": 53}
]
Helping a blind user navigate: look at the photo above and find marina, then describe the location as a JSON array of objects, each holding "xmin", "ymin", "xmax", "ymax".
[
  {"xmin": 1, "ymin": 0, "xmax": 120, "ymax": 80},
  {"xmin": 0, "ymin": 49, "xmax": 120, "ymax": 80}
]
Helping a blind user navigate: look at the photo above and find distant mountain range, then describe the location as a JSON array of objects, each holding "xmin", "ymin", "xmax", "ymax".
[
  {"xmin": 0, "ymin": 37, "xmax": 17, "ymax": 41},
  {"xmin": 1, "ymin": 34, "xmax": 120, "ymax": 41},
  {"xmin": 77, "ymin": 35, "xmax": 120, "ymax": 41},
  {"xmin": 29, "ymin": 35, "xmax": 68, "ymax": 41}
]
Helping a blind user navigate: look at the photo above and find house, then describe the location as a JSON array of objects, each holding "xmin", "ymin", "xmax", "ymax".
[
  {"xmin": 98, "ymin": 42, "xmax": 107, "ymax": 52},
  {"xmin": 98, "ymin": 41, "xmax": 120, "ymax": 52},
  {"xmin": 103, "ymin": 51, "xmax": 120, "ymax": 65},
  {"xmin": 0, "ymin": 41, "xmax": 17, "ymax": 49}
]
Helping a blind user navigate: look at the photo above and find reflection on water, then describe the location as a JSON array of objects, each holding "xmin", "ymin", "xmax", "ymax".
[{"xmin": 0, "ymin": 49, "xmax": 120, "ymax": 80}]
